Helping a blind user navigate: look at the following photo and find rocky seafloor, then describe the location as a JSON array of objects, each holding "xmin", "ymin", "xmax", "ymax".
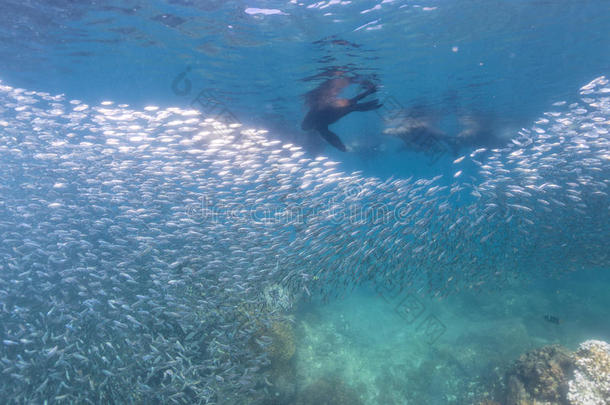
[{"xmin": 257, "ymin": 270, "xmax": 610, "ymax": 405}]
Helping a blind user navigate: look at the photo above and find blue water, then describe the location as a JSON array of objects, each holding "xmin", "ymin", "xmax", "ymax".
[
  {"xmin": 0, "ymin": 1, "xmax": 609, "ymax": 404},
  {"xmin": 2, "ymin": 0, "xmax": 609, "ymax": 177}
]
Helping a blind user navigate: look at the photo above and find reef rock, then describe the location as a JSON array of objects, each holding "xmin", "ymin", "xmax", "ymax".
[
  {"xmin": 567, "ymin": 340, "xmax": 610, "ymax": 405},
  {"xmin": 505, "ymin": 345, "xmax": 575, "ymax": 405},
  {"xmin": 263, "ymin": 284, "xmax": 294, "ymax": 311},
  {"xmin": 268, "ymin": 321, "xmax": 296, "ymax": 363},
  {"xmin": 295, "ymin": 375, "xmax": 363, "ymax": 405}
]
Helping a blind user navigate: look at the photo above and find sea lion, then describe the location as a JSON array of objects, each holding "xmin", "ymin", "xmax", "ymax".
[
  {"xmin": 302, "ymin": 74, "xmax": 381, "ymax": 152},
  {"xmin": 383, "ymin": 108, "xmax": 506, "ymax": 156},
  {"xmin": 382, "ymin": 107, "xmax": 454, "ymax": 155}
]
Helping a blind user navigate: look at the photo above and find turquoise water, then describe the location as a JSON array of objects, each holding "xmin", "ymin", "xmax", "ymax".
[{"xmin": 0, "ymin": 1, "xmax": 609, "ymax": 404}]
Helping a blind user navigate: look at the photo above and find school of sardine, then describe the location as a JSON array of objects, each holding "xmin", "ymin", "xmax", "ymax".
[{"xmin": 0, "ymin": 76, "xmax": 608, "ymax": 403}]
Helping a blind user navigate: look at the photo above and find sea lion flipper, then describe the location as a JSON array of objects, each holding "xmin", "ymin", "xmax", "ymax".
[
  {"xmin": 318, "ymin": 127, "xmax": 347, "ymax": 152},
  {"xmin": 352, "ymin": 100, "xmax": 382, "ymax": 112},
  {"xmin": 349, "ymin": 88, "xmax": 375, "ymax": 104}
]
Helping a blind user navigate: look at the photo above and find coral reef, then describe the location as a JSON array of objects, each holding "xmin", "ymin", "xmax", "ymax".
[
  {"xmin": 257, "ymin": 320, "xmax": 298, "ymax": 404},
  {"xmin": 567, "ymin": 340, "xmax": 610, "ymax": 405},
  {"xmin": 295, "ymin": 375, "xmax": 363, "ymax": 405},
  {"xmin": 505, "ymin": 345, "xmax": 575, "ymax": 405},
  {"xmin": 265, "ymin": 362, "xmax": 297, "ymax": 405},
  {"xmin": 500, "ymin": 341, "xmax": 610, "ymax": 405},
  {"xmin": 268, "ymin": 321, "xmax": 296, "ymax": 363},
  {"xmin": 263, "ymin": 284, "xmax": 294, "ymax": 312}
]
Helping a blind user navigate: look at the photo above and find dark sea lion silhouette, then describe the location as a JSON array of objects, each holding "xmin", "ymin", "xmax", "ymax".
[
  {"xmin": 302, "ymin": 74, "xmax": 381, "ymax": 152},
  {"xmin": 382, "ymin": 107, "xmax": 453, "ymax": 154},
  {"xmin": 383, "ymin": 107, "xmax": 508, "ymax": 156}
]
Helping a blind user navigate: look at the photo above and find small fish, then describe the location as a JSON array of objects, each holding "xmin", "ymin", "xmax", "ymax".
[
  {"xmin": 0, "ymin": 75, "xmax": 607, "ymax": 404},
  {"xmin": 543, "ymin": 315, "xmax": 562, "ymax": 325}
]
